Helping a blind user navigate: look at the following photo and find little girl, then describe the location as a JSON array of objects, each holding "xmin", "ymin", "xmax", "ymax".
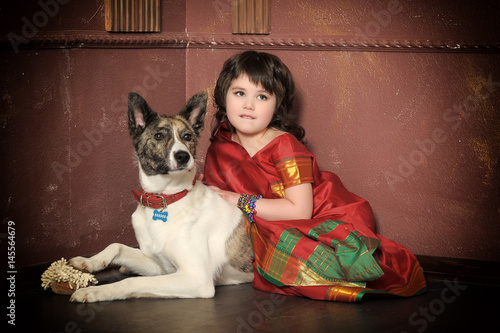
[{"xmin": 204, "ymin": 51, "xmax": 426, "ymax": 302}]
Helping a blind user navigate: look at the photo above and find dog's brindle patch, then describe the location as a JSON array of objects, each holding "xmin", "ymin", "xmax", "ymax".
[
  {"xmin": 134, "ymin": 117, "xmax": 199, "ymax": 175},
  {"xmin": 128, "ymin": 92, "xmax": 206, "ymax": 176},
  {"xmin": 225, "ymin": 215, "xmax": 254, "ymax": 273}
]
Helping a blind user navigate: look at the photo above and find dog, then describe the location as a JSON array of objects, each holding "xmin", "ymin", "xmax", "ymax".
[{"xmin": 69, "ymin": 92, "xmax": 253, "ymax": 303}]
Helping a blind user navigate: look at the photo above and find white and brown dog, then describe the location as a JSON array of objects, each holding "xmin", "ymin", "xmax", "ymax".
[{"xmin": 69, "ymin": 92, "xmax": 253, "ymax": 303}]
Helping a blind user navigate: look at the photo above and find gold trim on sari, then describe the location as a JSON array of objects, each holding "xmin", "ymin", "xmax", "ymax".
[{"xmin": 272, "ymin": 156, "xmax": 314, "ymax": 197}]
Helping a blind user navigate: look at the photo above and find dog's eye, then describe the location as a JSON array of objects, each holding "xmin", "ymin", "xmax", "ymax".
[
  {"xmin": 183, "ymin": 133, "xmax": 192, "ymax": 141},
  {"xmin": 154, "ymin": 133, "xmax": 164, "ymax": 141}
]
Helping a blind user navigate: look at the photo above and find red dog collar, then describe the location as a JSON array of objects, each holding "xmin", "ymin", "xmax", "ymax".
[{"xmin": 132, "ymin": 177, "xmax": 196, "ymax": 209}]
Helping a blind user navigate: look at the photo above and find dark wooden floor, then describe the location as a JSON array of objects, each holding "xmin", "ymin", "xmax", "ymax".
[{"xmin": 10, "ymin": 267, "xmax": 498, "ymax": 333}]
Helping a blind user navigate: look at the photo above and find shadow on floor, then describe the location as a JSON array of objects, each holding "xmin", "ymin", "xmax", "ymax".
[{"xmin": 11, "ymin": 272, "xmax": 498, "ymax": 333}]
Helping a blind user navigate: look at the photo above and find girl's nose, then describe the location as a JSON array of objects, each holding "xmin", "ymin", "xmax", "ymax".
[{"xmin": 243, "ymin": 98, "xmax": 254, "ymax": 110}]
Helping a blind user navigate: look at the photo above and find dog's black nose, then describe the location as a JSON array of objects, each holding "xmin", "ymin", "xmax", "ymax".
[{"xmin": 174, "ymin": 151, "xmax": 190, "ymax": 165}]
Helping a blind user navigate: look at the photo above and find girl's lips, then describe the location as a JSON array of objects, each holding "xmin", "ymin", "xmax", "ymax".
[{"xmin": 240, "ymin": 114, "xmax": 254, "ymax": 119}]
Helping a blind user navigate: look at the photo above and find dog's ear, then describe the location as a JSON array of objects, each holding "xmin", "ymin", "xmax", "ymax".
[
  {"xmin": 128, "ymin": 92, "xmax": 159, "ymax": 135},
  {"xmin": 178, "ymin": 92, "xmax": 207, "ymax": 136}
]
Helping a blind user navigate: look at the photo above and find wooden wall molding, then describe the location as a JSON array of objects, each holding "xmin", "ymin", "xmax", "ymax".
[
  {"xmin": 105, "ymin": 0, "xmax": 161, "ymax": 32},
  {"xmin": 231, "ymin": 0, "xmax": 271, "ymax": 34},
  {"xmin": 2, "ymin": 31, "xmax": 499, "ymax": 53}
]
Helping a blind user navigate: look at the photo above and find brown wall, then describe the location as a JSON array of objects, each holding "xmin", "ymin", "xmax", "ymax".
[{"xmin": 1, "ymin": 0, "xmax": 499, "ymax": 268}]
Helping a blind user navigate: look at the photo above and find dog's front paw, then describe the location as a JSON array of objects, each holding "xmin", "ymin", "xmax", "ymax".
[
  {"xmin": 69, "ymin": 256, "xmax": 106, "ymax": 273},
  {"xmin": 70, "ymin": 285, "xmax": 114, "ymax": 303}
]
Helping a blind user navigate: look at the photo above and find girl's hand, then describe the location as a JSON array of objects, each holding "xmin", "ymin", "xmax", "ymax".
[
  {"xmin": 197, "ymin": 174, "xmax": 204, "ymax": 182},
  {"xmin": 208, "ymin": 183, "xmax": 314, "ymax": 221},
  {"xmin": 208, "ymin": 186, "xmax": 240, "ymax": 206}
]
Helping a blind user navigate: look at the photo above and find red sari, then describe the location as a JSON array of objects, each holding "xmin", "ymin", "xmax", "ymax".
[{"xmin": 205, "ymin": 123, "xmax": 427, "ymax": 302}]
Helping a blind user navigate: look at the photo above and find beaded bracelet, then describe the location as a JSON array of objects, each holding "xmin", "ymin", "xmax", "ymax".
[{"xmin": 237, "ymin": 194, "xmax": 262, "ymax": 223}]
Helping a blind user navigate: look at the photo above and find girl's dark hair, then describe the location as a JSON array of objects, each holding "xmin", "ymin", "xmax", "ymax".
[{"xmin": 211, "ymin": 51, "xmax": 305, "ymax": 142}]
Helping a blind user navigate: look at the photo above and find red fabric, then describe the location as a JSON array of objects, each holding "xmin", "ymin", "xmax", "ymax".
[{"xmin": 204, "ymin": 123, "xmax": 426, "ymax": 300}]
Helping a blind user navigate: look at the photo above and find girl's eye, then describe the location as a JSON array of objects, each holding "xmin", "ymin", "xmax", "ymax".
[
  {"xmin": 154, "ymin": 133, "xmax": 164, "ymax": 141},
  {"xmin": 257, "ymin": 94, "xmax": 268, "ymax": 100},
  {"xmin": 235, "ymin": 91, "xmax": 244, "ymax": 97},
  {"xmin": 183, "ymin": 133, "xmax": 192, "ymax": 141}
]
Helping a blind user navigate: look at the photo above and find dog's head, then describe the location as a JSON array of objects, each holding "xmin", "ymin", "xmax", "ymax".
[{"xmin": 128, "ymin": 92, "xmax": 207, "ymax": 176}]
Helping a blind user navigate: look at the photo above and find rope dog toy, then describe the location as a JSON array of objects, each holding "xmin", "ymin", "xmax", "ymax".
[{"xmin": 41, "ymin": 258, "xmax": 98, "ymax": 295}]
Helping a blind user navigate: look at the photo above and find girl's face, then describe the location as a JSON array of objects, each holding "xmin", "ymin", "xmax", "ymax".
[{"xmin": 225, "ymin": 74, "xmax": 277, "ymax": 138}]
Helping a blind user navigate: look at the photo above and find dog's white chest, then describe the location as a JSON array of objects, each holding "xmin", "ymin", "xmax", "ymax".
[
  {"xmin": 130, "ymin": 182, "xmax": 209, "ymax": 263},
  {"xmin": 131, "ymin": 206, "xmax": 188, "ymax": 261}
]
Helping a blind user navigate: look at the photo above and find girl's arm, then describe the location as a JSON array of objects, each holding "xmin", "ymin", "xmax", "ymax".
[{"xmin": 209, "ymin": 183, "xmax": 314, "ymax": 221}]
